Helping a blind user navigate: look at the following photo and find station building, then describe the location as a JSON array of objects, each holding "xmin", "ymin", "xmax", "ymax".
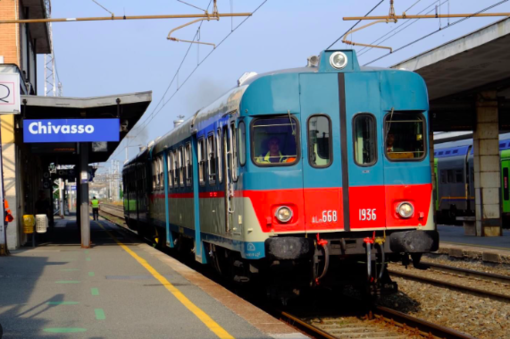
[{"xmin": 0, "ymin": 0, "xmax": 151, "ymax": 252}]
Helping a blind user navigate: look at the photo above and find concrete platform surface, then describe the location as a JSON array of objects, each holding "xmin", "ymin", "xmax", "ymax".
[
  {"xmin": 0, "ymin": 218, "xmax": 306, "ymax": 339},
  {"xmin": 437, "ymin": 225, "xmax": 510, "ymax": 263}
]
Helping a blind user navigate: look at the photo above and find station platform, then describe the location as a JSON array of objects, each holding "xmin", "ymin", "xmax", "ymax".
[
  {"xmin": 436, "ymin": 225, "xmax": 510, "ymax": 264},
  {"xmin": 0, "ymin": 216, "xmax": 304, "ymax": 339}
]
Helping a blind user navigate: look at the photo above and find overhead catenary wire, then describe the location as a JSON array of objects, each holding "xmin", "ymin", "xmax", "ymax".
[
  {"xmin": 358, "ymin": 0, "xmax": 450, "ymax": 57},
  {"xmin": 363, "ymin": 0, "xmax": 509, "ymax": 66},
  {"xmin": 143, "ymin": 0, "xmax": 268, "ymax": 129},
  {"xmin": 326, "ymin": 0, "xmax": 385, "ymax": 50}
]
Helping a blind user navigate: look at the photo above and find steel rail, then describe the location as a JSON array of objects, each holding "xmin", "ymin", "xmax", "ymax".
[
  {"xmin": 422, "ymin": 262, "xmax": 510, "ymax": 284},
  {"xmin": 374, "ymin": 306, "xmax": 478, "ymax": 339},
  {"xmin": 0, "ymin": 13, "xmax": 251, "ymax": 25},
  {"xmin": 389, "ymin": 269, "xmax": 510, "ymax": 302}
]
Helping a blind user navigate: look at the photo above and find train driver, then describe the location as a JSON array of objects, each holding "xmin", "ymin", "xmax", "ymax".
[
  {"xmin": 386, "ymin": 133, "xmax": 405, "ymax": 158},
  {"xmin": 256, "ymin": 137, "xmax": 295, "ymax": 164}
]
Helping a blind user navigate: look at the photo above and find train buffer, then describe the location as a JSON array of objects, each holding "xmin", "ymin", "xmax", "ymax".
[{"xmin": 0, "ymin": 215, "xmax": 304, "ymax": 339}]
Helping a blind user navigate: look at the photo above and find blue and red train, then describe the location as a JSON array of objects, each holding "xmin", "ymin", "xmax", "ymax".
[{"xmin": 122, "ymin": 50, "xmax": 438, "ymax": 298}]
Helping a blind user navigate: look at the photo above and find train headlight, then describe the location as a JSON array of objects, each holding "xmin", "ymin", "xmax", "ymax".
[
  {"xmin": 397, "ymin": 202, "xmax": 414, "ymax": 219},
  {"xmin": 330, "ymin": 52, "xmax": 348, "ymax": 70},
  {"xmin": 276, "ymin": 206, "xmax": 293, "ymax": 223}
]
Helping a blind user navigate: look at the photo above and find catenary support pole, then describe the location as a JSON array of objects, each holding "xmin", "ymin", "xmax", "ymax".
[{"xmin": 79, "ymin": 143, "xmax": 90, "ymax": 248}]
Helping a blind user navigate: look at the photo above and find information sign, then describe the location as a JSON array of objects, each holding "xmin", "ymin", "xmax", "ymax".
[
  {"xmin": 23, "ymin": 119, "xmax": 119, "ymax": 143},
  {"xmin": 0, "ymin": 73, "xmax": 20, "ymax": 114}
]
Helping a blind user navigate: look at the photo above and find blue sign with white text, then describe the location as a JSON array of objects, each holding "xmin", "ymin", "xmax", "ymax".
[{"xmin": 23, "ymin": 119, "xmax": 120, "ymax": 143}]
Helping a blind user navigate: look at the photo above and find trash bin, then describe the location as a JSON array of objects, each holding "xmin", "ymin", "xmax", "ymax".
[
  {"xmin": 23, "ymin": 215, "xmax": 35, "ymax": 234},
  {"xmin": 36, "ymin": 214, "xmax": 48, "ymax": 233}
]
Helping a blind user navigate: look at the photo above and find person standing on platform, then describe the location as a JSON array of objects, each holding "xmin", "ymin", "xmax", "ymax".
[{"xmin": 91, "ymin": 196, "xmax": 100, "ymax": 221}]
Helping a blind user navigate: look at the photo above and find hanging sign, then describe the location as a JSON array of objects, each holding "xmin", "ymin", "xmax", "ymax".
[
  {"xmin": 0, "ymin": 73, "xmax": 20, "ymax": 114},
  {"xmin": 23, "ymin": 119, "xmax": 120, "ymax": 143}
]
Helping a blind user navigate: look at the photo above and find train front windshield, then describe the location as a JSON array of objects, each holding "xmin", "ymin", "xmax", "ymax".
[
  {"xmin": 252, "ymin": 116, "xmax": 299, "ymax": 165},
  {"xmin": 385, "ymin": 112, "xmax": 426, "ymax": 160}
]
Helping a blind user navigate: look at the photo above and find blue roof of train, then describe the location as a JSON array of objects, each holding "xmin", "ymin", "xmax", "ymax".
[{"xmin": 434, "ymin": 137, "xmax": 510, "ymax": 158}]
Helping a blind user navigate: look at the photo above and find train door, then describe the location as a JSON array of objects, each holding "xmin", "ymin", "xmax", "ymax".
[
  {"xmin": 221, "ymin": 123, "xmax": 235, "ymax": 233},
  {"xmin": 502, "ymin": 160, "xmax": 510, "ymax": 214},
  {"xmin": 344, "ymin": 73, "xmax": 386, "ymax": 230},
  {"xmin": 299, "ymin": 73, "xmax": 343, "ymax": 232}
]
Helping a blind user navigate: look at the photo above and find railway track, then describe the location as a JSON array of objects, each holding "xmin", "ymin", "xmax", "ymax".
[
  {"xmin": 99, "ymin": 204, "xmax": 477, "ymax": 339},
  {"xmin": 278, "ymin": 305, "xmax": 477, "ymax": 339},
  {"xmin": 388, "ymin": 262, "xmax": 510, "ymax": 303}
]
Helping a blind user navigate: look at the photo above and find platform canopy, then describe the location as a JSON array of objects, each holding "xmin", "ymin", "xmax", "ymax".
[
  {"xmin": 20, "ymin": 91, "xmax": 152, "ymax": 165},
  {"xmin": 392, "ymin": 18, "xmax": 510, "ymax": 131}
]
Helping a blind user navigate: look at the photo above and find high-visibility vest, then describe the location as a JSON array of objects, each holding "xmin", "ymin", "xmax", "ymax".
[
  {"xmin": 257, "ymin": 151, "xmax": 295, "ymax": 164},
  {"xmin": 91, "ymin": 199, "xmax": 99, "ymax": 208},
  {"xmin": 4, "ymin": 200, "xmax": 13, "ymax": 223}
]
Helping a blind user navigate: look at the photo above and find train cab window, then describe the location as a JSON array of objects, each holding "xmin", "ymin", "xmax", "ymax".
[
  {"xmin": 185, "ymin": 143, "xmax": 192, "ymax": 187},
  {"xmin": 353, "ymin": 114, "xmax": 376, "ymax": 166},
  {"xmin": 207, "ymin": 134, "xmax": 217, "ymax": 184},
  {"xmin": 198, "ymin": 138, "xmax": 206, "ymax": 186},
  {"xmin": 238, "ymin": 121, "xmax": 246, "ymax": 166},
  {"xmin": 167, "ymin": 153, "xmax": 173, "ymax": 188},
  {"xmin": 252, "ymin": 116, "xmax": 299, "ymax": 166},
  {"xmin": 179, "ymin": 147, "xmax": 184, "ymax": 187},
  {"xmin": 447, "ymin": 169, "xmax": 454, "ymax": 183},
  {"xmin": 385, "ymin": 112, "xmax": 426, "ymax": 161}
]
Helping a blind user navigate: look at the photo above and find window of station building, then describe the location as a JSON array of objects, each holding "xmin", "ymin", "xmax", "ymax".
[
  {"xmin": 353, "ymin": 114, "xmax": 376, "ymax": 166},
  {"xmin": 217, "ymin": 129, "xmax": 223, "ymax": 184},
  {"xmin": 185, "ymin": 143, "xmax": 192, "ymax": 187},
  {"xmin": 238, "ymin": 121, "xmax": 246, "ymax": 166},
  {"xmin": 385, "ymin": 112, "xmax": 426, "ymax": 161},
  {"xmin": 207, "ymin": 134, "xmax": 217, "ymax": 184},
  {"xmin": 179, "ymin": 147, "xmax": 184, "ymax": 187},
  {"xmin": 167, "ymin": 152, "xmax": 173, "ymax": 188},
  {"xmin": 251, "ymin": 116, "xmax": 299, "ymax": 166},
  {"xmin": 198, "ymin": 138, "xmax": 206, "ymax": 186}
]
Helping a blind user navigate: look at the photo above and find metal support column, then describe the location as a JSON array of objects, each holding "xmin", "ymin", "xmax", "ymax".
[
  {"xmin": 79, "ymin": 143, "xmax": 90, "ymax": 247},
  {"xmin": 473, "ymin": 91, "xmax": 502, "ymax": 237}
]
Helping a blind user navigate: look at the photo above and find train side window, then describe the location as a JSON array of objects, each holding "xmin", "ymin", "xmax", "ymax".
[
  {"xmin": 179, "ymin": 147, "xmax": 184, "ymax": 187},
  {"xmin": 455, "ymin": 169, "xmax": 463, "ymax": 183},
  {"xmin": 208, "ymin": 134, "xmax": 217, "ymax": 184},
  {"xmin": 173, "ymin": 150, "xmax": 179, "ymax": 187},
  {"xmin": 198, "ymin": 138, "xmax": 206, "ymax": 186},
  {"xmin": 158, "ymin": 156, "xmax": 164, "ymax": 189},
  {"xmin": 238, "ymin": 121, "xmax": 246, "ymax": 166},
  {"xmin": 353, "ymin": 114, "xmax": 376, "ymax": 166},
  {"xmin": 231, "ymin": 122, "xmax": 238, "ymax": 181},
  {"xmin": 385, "ymin": 112, "xmax": 426, "ymax": 161},
  {"xmin": 440, "ymin": 170, "xmax": 447, "ymax": 184},
  {"xmin": 447, "ymin": 169, "xmax": 454, "ymax": 183},
  {"xmin": 167, "ymin": 152, "xmax": 173, "ymax": 188},
  {"xmin": 152, "ymin": 161, "xmax": 157, "ymax": 190},
  {"xmin": 217, "ymin": 129, "xmax": 223, "ymax": 183},
  {"xmin": 185, "ymin": 143, "xmax": 192, "ymax": 187}
]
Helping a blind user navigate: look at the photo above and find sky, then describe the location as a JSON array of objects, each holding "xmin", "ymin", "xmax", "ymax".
[{"xmin": 36, "ymin": 0, "xmax": 510, "ymax": 174}]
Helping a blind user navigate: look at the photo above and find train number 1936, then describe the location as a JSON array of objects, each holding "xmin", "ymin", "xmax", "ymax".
[{"xmin": 359, "ymin": 209, "xmax": 376, "ymax": 221}]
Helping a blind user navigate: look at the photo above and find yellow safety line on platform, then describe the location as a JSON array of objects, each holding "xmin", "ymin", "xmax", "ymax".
[{"xmin": 98, "ymin": 223, "xmax": 235, "ymax": 339}]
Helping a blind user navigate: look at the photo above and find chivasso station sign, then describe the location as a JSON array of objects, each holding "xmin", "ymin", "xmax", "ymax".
[{"xmin": 23, "ymin": 119, "xmax": 120, "ymax": 143}]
